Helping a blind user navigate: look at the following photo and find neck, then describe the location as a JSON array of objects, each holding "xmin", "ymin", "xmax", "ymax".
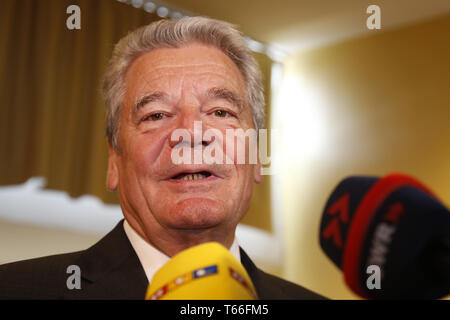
[{"xmin": 124, "ymin": 214, "xmax": 236, "ymax": 257}]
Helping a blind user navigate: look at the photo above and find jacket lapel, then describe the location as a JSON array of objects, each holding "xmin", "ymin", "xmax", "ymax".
[
  {"xmin": 240, "ymin": 247, "xmax": 284, "ymax": 299},
  {"xmin": 63, "ymin": 219, "xmax": 149, "ymax": 299}
]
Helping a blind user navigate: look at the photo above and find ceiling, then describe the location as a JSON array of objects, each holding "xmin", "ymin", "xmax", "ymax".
[{"xmin": 163, "ymin": 0, "xmax": 450, "ymax": 55}]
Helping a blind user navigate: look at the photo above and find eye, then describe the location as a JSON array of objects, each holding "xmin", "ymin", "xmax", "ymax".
[
  {"xmin": 142, "ymin": 112, "xmax": 165, "ymax": 122},
  {"xmin": 214, "ymin": 110, "xmax": 228, "ymax": 117}
]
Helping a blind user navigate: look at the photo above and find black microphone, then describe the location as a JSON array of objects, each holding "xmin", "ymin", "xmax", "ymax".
[{"xmin": 319, "ymin": 173, "xmax": 450, "ymax": 299}]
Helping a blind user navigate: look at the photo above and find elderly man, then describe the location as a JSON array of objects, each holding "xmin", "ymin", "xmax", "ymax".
[{"xmin": 0, "ymin": 17, "xmax": 323, "ymax": 300}]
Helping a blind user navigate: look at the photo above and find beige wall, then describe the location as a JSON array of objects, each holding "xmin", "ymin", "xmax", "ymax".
[
  {"xmin": 0, "ymin": 220, "xmax": 100, "ymax": 265},
  {"xmin": 277, "ymin": 14, "xmax": 450, "ymax": 299}
]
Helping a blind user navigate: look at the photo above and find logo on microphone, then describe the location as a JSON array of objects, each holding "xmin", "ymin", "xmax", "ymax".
[
  {"xmin": 321, "ymin": 193, "xmax": 350, "ymax": 249},
  {"xmin": 366, "ymin": 202, "xmax": 404, "ymax": 280}
]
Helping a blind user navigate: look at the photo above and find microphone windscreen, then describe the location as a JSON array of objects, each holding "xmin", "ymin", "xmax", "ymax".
[
  {"xmin": 319, "ymin": 176, "xmax": 378, "ymax": 269},
  {"xmin": 320, "ymin": 173, "xmax": 450, "ymax": 299},
  {"xmin": 145, "ymin": 242, "xmax": 257, "ymax": 300}
]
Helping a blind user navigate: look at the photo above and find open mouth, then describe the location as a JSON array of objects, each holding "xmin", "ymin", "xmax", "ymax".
[{"xmin": 171, "ymin": 171, "xmax": 212, "ymax": 181}]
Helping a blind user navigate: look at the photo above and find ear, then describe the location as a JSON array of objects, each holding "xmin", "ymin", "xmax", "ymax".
[
  {"xmin": 106, "ymin": 143, "xmax": 119, "ymax": 191},
  {"xmin": 254, "ymin": 162, "xmax": 263, "ymax": 184}
]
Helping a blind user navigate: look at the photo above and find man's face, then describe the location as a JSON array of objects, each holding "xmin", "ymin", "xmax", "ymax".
[{"xmin": 107, "ymin": 43, "xmax": 261, "ymax": 250}]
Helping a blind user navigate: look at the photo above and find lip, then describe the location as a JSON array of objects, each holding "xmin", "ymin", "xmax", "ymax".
[
  {"xmin": 164, "ymin": 174, "xmax": 219, "ymax": 184},
  {"xmin": 163, "ymin": 166, "xmax": 221, "ymax": 181}
]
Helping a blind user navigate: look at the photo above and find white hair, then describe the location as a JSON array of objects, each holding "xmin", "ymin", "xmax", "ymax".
[{"xmin": 102, "ymin": 16, "xmax": 265, "ymax": 151}]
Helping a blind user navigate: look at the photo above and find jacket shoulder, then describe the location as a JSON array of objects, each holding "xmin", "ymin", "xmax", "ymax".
[
  {"xmin": 239, "ymin": 248, "xmax": 326, "ymax": 300},
  {"xmin": 0, "ymin": 251, "xmax": 83, "ymax": 299},
  {"xmin": 256, "ymin": 269, "xmax": 326, "ymax": 300}
]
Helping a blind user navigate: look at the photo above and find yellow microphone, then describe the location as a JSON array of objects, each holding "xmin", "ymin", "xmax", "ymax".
[{"xmin": 145, "ymin": 242, "xmax": 257, "ymax": 300}]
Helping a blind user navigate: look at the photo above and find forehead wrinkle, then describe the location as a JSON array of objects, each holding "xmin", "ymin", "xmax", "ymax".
[
  {"xmin": 129, "ymin": 57, "xmax": 238, "ymax": 84},
  {"xmin": 130, "ymin": 70, "xmax": 244, "ymax": 102},
  {"xmin": 135, "ymin": 67, "xmax": 240, "ymax": 84},
  {"xmin": 130, "ymin": 67, "xmax": 238, "ymax": 87}
]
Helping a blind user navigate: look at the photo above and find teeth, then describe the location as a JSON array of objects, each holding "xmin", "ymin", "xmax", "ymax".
[{"xmin": 181, "ymin": 173, "xmax": 207, "ymax": 181}]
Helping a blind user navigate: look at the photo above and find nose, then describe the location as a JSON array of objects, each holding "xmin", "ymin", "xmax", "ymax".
[{"xmin": 168, "ymin": 109, "xmax": 211, "ymax": 149}]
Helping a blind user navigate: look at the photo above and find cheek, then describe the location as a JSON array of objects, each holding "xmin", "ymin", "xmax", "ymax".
[
  {"xmin": 124, "ymin": 131, "xmax": 168, "ymax": 175},
  {"xmin": 241, "ymin": 171, "xmax": 254, "ymax": 201},
  {"xmin": 229, "ymin": 164, "xmax": 255, "ymax": 214}
]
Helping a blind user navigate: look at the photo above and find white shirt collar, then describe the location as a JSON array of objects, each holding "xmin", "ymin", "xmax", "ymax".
[{"xmin": 123, "ymin": 219, "xmax": 241, "ymax": 283}]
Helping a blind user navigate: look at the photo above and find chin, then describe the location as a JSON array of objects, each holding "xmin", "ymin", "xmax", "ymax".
[{"xmin": 165, "ymin": 197, "xmax": 229, "ymax": 230}]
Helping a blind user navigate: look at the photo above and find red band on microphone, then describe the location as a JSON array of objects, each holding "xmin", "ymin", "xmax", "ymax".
[{"xmin": 342, "ymin": 173, "xmax": 437, "ymax": 298}]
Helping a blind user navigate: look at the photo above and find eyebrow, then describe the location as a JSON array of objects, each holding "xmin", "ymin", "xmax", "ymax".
[
  {"xmin": 132, "ymin": 87, "xmax": 244, "ymax": 113},
  {"xmin": 133, "ymin": 92, "xmax": 166, "ymax": 113},
  {"xmin": 207, "ymin": 87, "xmax": 244, "ymax": 111}
]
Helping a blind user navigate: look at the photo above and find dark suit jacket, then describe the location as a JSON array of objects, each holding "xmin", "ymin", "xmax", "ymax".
[{"xmin": 0, "ymin": 220, "xmax": 325, "ymax": 300}]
